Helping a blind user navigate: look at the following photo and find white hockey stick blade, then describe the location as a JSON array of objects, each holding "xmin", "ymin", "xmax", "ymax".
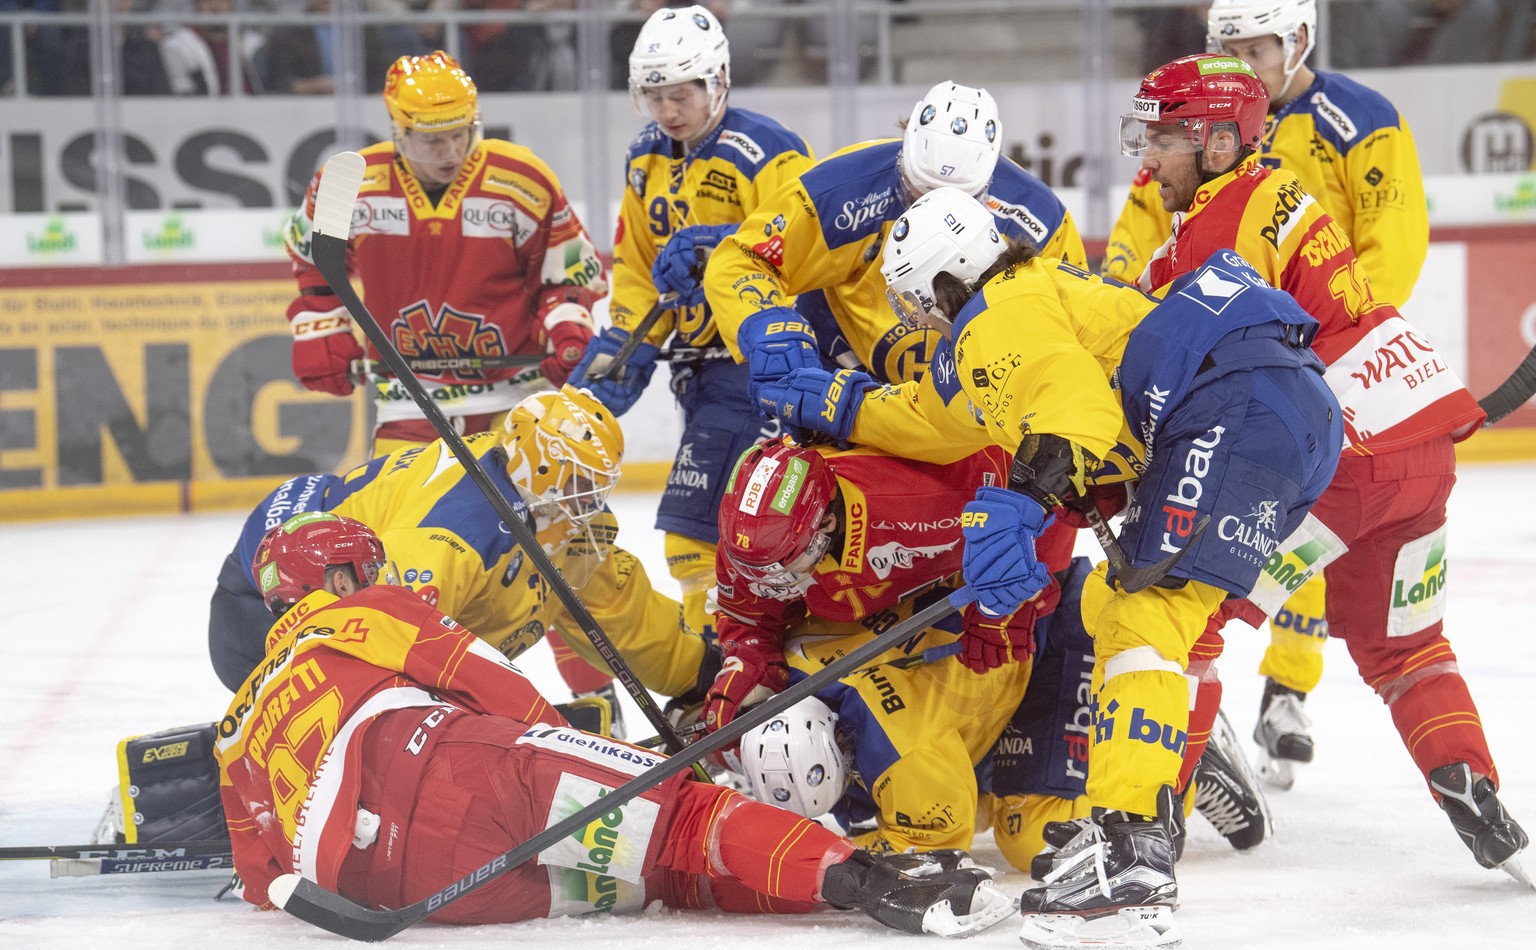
[
  {"xmin": 267, "ymin": 871, "xmax": 301, "ymax": 909},
  {"xmin": 921, "ymin": 880, "xmax": 1017, "ymax": 938},
  {"xmin": 1018, "ymin": 906, "xmax": 1182, "ymax": 949},
  {"xmin": 313, "ymin": 151, "xmax": 366, "ymax": 240}
]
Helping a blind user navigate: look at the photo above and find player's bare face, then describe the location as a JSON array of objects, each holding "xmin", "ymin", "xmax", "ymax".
[
  {"xmin": 401, "ymin": 127, "xmax": 473, "ymax": 188},
  {"xmin": 1139, "ymin": 124, "xmax": 1203, "ymax": 212},
  {"xmin": 640, "ymin": 81, "xmax": 715, "ymax": 149},
  {"xmin": 1218, "ymin": 36, "xmax": 1289, "ymax": 102}
]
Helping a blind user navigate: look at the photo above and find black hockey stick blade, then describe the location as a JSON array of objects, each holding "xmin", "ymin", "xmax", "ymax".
[
  {"xmin": 310, "ymin": 151, "xmax": 691, "ymax": 756},
  {"xmin": 0, "ymin": 840, "xmax": 234, "ymax": 861},
  {"xmin": 1477, "ymin": 340, "xmax": 1536, "ymax": 425},
  {"xmin": 268, "ymin": 588, "xmax": 972, "ymax": 941},
  {"xmin": 1087, "ymin": 507, "xmax": 1209, "ymax": 593},
  {"xmin": 587, "ymin": 293, "xmax": 678, "ymax": 383}
]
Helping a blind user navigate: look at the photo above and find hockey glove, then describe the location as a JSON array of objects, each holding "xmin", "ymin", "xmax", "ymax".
[
  {"xmin": 569, "ymin": 326, "xmax": 660, "ymax": 416},
  {"xmin": 757, "ymin": 367, "xmax": 876, "ymax": 445},
  {"xmin": 703, "ymin": 633, "xmax": 790, "ymax": 733},
  {"xmin": 288, "ymin": 295, "xmax": 363, "ymax": 396},
  {"xmin": 738, "ymin": 306, "xmax": 819, "ymax": 402},
  {"xmin": 961, "ymin": 486, "xmax": 1055, "ymax": 618},
  {"xmin": 539, "ymin": 300, "xmax": 596, "ymax": 387},
  {"xmin": 958, "ymin": 576, "xmax": 1060, "ymax": 673},
  {"xmin": 653, "ymin": 223, "xmax": 735, "ymax": 309}
]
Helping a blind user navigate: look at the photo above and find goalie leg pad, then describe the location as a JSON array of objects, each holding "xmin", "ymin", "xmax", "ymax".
[{"xmin": 111, "ymin": 722, "xmax": 228, "ymax": 845}]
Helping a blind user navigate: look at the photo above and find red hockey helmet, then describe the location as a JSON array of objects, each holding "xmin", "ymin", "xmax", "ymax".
[
  {"xmin": 252, "ymin": 512, "xmax": 387, "ymax": 615},
  {"xmin": 718, "ymin": 441, "xmax": 837, "ymax": 596},
  {"xmin": 1120, "ymin": 54, "xmax": 1269, "ymax": 157}
]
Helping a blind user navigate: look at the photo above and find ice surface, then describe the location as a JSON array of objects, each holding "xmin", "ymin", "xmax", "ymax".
[{"xmin": 2, "ymin": 464, "xmax": 1532, "ymax": 947}]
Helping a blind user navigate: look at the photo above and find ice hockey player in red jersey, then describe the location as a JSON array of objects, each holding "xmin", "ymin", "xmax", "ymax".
[
  {"xmin": 704, "ymin": 438, "xmax": 1092, "ymax": 870},
  {"xmin": 214, "ymin": 511, "xmax": 1016, "ymax": 936},
  {"xmin": 281, "ymin": 50, "xmax": 607, "ymax": 456},
  {"xmin": 1121, "ymin": 52, "xmax": 1527, "ymax": 882}
]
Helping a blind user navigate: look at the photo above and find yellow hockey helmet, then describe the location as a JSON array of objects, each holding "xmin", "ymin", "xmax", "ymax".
[
  {"xmin": 383, "ymin": 50, "xmax": 479, "ymax": 133},
  {"xmin": 501, "ymin": 386, "xmax": 625, "ymax": 541}
]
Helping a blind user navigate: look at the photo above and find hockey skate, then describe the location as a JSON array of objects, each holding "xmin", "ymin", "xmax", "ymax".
[
  {"xmin": 821, "ymin": 849, "xmax": 1017, "ymax": 937},
  {"xmin": 1253, "ymin": 679, "xmax": 1313, "ymax": 790},
  {"xmin": 1018, "ymin": 787, "xmax": 1181, "ymax": 949},
  {"xmin": 1428, "ymin": 762, "xmax": 1533, "ymax": 888},
  {"xmin": 1191, "ymin": 709, "xmax": 1273, "ymax": 850},
  {"xmin": 1031, "ymin": 805, "xmax": 1187, "ymax": 881}
]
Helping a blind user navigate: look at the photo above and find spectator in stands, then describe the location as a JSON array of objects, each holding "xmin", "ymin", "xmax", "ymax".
[
  {"xmin": 261, "ymin": 0, "xmax": 336, "ymax": 94},
  {"xmin": 160, "ymin": 0, "xmax": 263, "ymax": 94},
  {"xmin": 461, "ymin": 0, "xmax": 578, "ymax": 91},
  {"xmin": 39, "ymin": 0, "xmax": 171, "ymax": 96}
]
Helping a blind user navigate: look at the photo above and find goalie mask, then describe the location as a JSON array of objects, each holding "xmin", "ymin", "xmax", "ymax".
[
  {"xmin": 628, "ymin": 5, "xmax": 731, "ymax": 131},
  {"xmin": 1120, "ymin": 54, "xmax": 1269, "ymax": 159},
  {"xmin": 735, "ymin": 696, "xmax": 849, "ymax": 819},
  {"xmin": 881, "ymin": 186, "xmax": 1001, "ymax": 332},
  {"xmin": 383, "ymin": 50, "xmax": 483, "ymax": 185},
  {"xmin": 718, "ymin": 440, "xmax": 837, "ymax": 601},
  {"xmin": 899, "ymin": 81, "xmax": 1002, "ymax": 200},
  {"xmin": 502, "ymin": 385, "xmax": 624, "ymax": 557},
  {"xmin": 1206, "ymin": 0, "xmax": 1316, "ymax": 102},
  {"xmin": 252, "ymin": 512, "xmax": 390, "ymax": 616}
]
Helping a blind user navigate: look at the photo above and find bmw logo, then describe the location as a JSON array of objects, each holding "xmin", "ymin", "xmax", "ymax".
[
  {"xmin": 807, "ymin": 765, "xmax": 825, "ymax": 786},
  {"xmin": 647, "ymin": 70, "xmax": 662, "ymax": 84},
  {"xmin": 893, "ymin": 218, "xmax": 909, "ymax": 240},
  {"xmin": 951, "ymin": 117, "xmax": 968, "ymax": 135},
  {"xmin": 920, "ymin": 104, "xmax": 936, "ymax": 126},
  {"xmin": 985, "ymin": 119, "xmax": 997, "ymax": 143},
  {"xmin": 693, "ymin": 13, "xmax": 709, "ymax": 29}
]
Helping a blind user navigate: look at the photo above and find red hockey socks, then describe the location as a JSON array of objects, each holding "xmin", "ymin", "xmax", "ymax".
[
  {"xmin": 659, "ymin": 781, "xmax": 854, "ymax": 908},
  {"xmin": 1176, "ymin": 619, "xmax": 1227, "ymax": 792},
  {"xmin": 1372, "ymin": 638, "xmax": 1497, "ymax": 788}
]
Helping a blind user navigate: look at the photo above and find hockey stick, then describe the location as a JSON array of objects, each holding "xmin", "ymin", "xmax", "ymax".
[
  {"xmin": 50, "ymin": 853, "xmax": 234, "ymax": 877},
  {"xmin": 1477, "ymin": 341, "xmax": 1536, "ymax": 425},
  {"xmin": 350, "ymin": 346, "xmax": 731, "ymax": 385},
  {"xmin": 0, "ymin": 840, "xmax": 233, "ymax": 861},
  {"xmin": 310, "ymin": 152, "xmax": 690, "ymax": 756},
  {"xmin": 1084, "ymin": 506, "xmax": 1208, "ymax": 594},
  {"xmin": 586, "ymin": 293, "xmax": 678, "ymax": 383},
  {"xmin": 269, "ymin": 588, "xmax": 973, "ymax": 941}
]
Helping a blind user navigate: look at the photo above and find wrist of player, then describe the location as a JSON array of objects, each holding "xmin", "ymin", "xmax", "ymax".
[{"xmin": 539, "ymin": 303, "xmax": 595, "ymax": 387}]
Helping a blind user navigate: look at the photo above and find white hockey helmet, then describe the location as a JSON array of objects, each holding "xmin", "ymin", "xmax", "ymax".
[
  {"xmin": 881, "ymin": 186, "xmax": 1002, "ymax": 330},
  {"xmin": 899, "ymin": 81, "xmax": 1002, "ymax": 199},
  {"xmin": 736, "ymin": 696, "xmax": 848, "ymax": 819},
  {"xmin": 628, "ymin": 5, "xmax": 731, "ymax": 119},
  {"xmin": 1206, "ymin": 0, "xmax": 1316, "ymax": 99}
]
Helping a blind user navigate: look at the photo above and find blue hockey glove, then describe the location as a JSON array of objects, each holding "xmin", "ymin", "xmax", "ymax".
[
  {"xmin": 757, "ymin": 367, "xmax": 876, "ymax": 444},
  {"xmin": 653, "ymin": 223, "xmax": 736, "ymax": 309},
  {"xmin": 961, "ymin": 486, "xmax": 1055, "ymax": 618},
  {"xmin": 739, "ymin": 306, "xmax": 819, "ymax": 402},
  {"xmin": 569, "ymin": 326, "xmax": 660, "ymax": 417}
]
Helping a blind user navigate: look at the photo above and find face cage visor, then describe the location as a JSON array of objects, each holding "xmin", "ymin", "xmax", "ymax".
[
  {"xmin": 1119, "ymin": 115, "xmax": 1209, "ymax": 157},
  {"xmin": 731, "ymin": 527, "xmax": 832, "ymax": 596},
  {"xmin": 884, "ymin": 286, "xmax": 933, "ymax": 330}
]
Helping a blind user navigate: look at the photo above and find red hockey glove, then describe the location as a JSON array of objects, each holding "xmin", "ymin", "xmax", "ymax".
[
  {"xmin": 703, "ymin": 632, "xmax": 790, "ymax": 733},
  {"xmin": 958, "ymin": 575, "xmax": 1061, "ymax": 674},
  {"xmin": 539, "ymin": 300, "xmax": 595, "ymax": 387},
  {"xmin": 288, "ymin": 295, "xmax": 362, "ymax": 396},
  {"xmin": 1055, "ymin": 483, "xmax": 1133, "ymax": 530}
]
